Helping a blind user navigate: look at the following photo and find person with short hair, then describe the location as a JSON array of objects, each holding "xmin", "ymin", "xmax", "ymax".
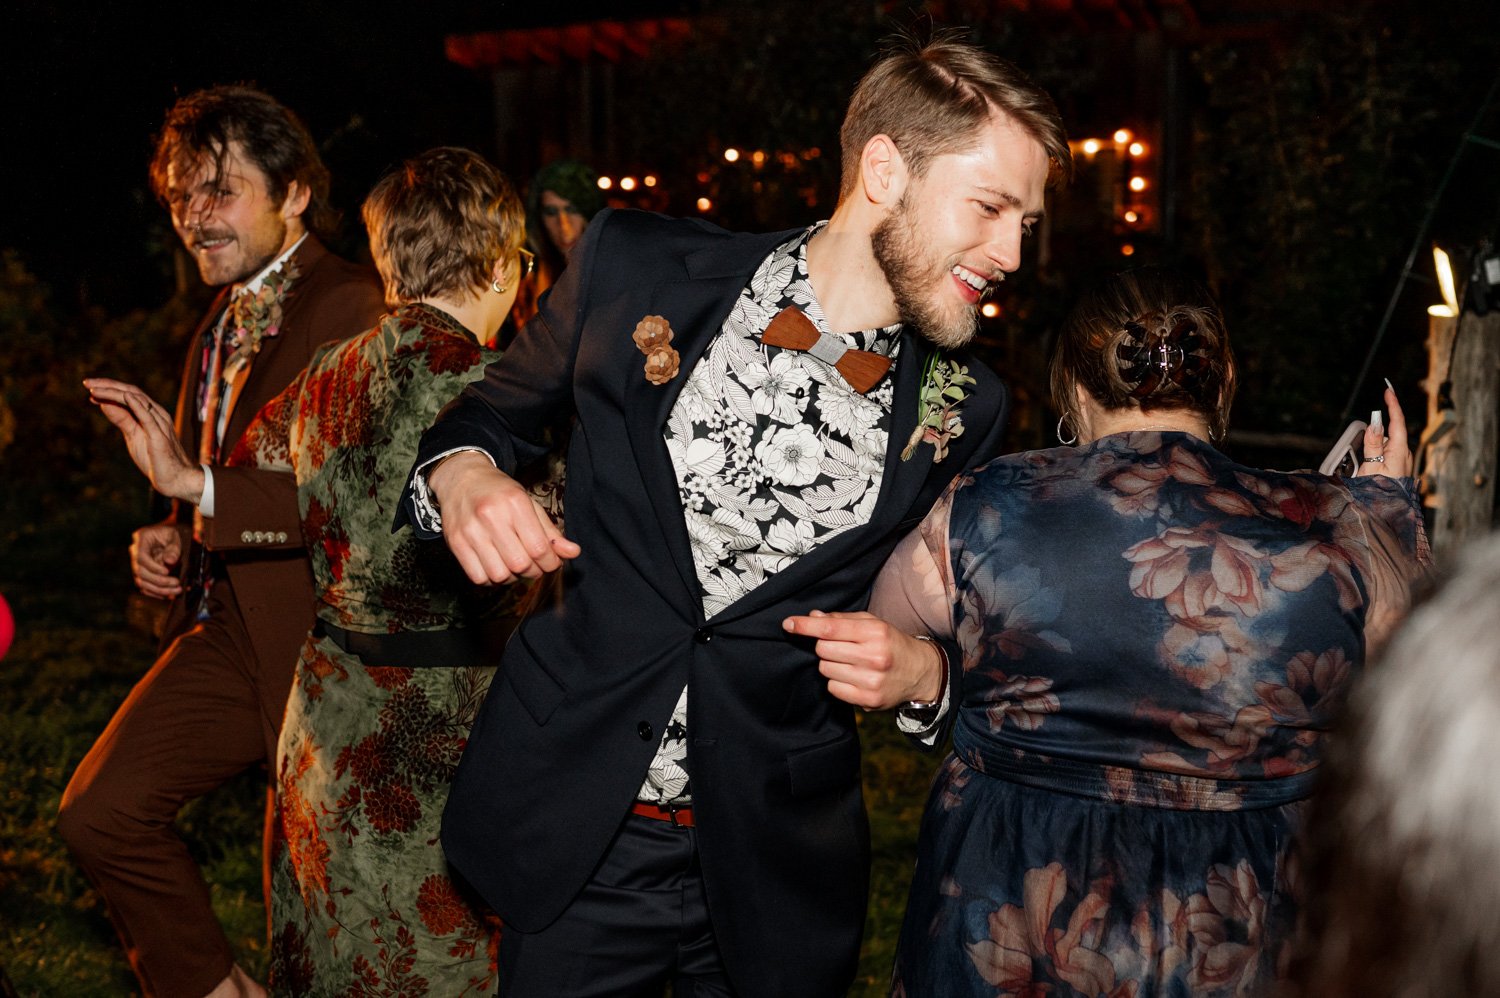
[
  {"xmin": 855, "ymin": 267, "xmax": 1430, "ymax": 995},
  {"xmin": 61, "ymin": 86, "xmax": 383, "ymax": 998},
  {"xmin": 401, "ymin": 35, "xmax": 1070, "ymax": 997},
  {"xmin": 222, "ymin": 145, "xmax": 548, "ymax": 992}
]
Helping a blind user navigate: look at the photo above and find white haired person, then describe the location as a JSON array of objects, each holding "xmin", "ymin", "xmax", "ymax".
[{"xmin": 1289, "ymin": 531, "xmax": 1500, "ymax": 997}]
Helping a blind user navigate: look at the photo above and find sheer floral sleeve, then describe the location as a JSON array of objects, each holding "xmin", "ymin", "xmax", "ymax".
[
  {"xmin": 227, "ymin": 368, "xmax": 304, "ymax": 474},
  {"xmin": 1345, "ymin": 475, "xmax": 1433, "ymax": 656},
  {"xmin": 870, "ymin": 482, "xmax": 960, "ymax": 642}
]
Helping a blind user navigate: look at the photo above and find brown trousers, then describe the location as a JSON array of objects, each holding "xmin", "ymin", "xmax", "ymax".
[{"xmin": 58, "ymin": 580, "xmax": 283, "ymax": 998}]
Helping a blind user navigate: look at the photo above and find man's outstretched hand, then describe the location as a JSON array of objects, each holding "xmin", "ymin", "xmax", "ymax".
[
  {"xmin": 427, "ymin": 451, "xmax": 580, "ymax": 584},
  {"xmin": 782, "ymin": 610, "xmax": 942, "ymax": 711},
  {"xmin": 85, "ymin": 378, "xmax": 204, "ymax": 503}
]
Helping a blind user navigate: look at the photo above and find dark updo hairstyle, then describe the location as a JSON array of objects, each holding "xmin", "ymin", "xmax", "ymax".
[{"xmin": 1049, "ymin": 267, "xmax": 1236, "ymax": 440}]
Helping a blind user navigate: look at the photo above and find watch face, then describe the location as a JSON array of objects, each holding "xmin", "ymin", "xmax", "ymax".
[{"xmin": 900, "ymin": 701, "xmax": 940, "ymax": 725}]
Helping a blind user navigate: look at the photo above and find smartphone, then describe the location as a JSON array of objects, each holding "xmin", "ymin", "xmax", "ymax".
[{"xmin": 1320, "ymin": 420, "xmax": 1369, "ymax": 476}]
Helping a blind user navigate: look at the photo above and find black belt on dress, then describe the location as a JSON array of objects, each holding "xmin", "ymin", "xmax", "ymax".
[{"xmin": 311, "ymin": 617, "xmax": 516, "ymax": 669}]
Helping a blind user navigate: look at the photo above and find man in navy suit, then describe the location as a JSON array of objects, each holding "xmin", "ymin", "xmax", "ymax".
[{"xmin": 401, "ymin": 38, "xmax": 1071, "ymax": 997}]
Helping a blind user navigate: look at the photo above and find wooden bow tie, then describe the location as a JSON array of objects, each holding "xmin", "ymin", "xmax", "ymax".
[{"xmin": 759, "ymin": 306, "xmax": 891, "ymax": 394}]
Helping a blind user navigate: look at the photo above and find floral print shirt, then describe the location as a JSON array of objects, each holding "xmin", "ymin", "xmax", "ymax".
[{"xmin": 641, "ymin": 223, "xmax": 902, "ymax": 804}]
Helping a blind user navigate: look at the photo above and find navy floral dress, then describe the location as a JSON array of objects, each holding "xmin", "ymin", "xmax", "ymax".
[{"xmin": 870, "ymin": 431, "xmax": 1429, "ymax": 998}]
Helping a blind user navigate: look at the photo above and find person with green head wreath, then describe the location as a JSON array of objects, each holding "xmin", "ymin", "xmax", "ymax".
[{"xmin": 509, "ymin": 159, "xmax": 605, "ymax": 332}]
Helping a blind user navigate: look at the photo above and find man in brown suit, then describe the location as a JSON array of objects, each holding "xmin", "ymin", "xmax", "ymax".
[{"xmin": 58, "ymin": 87, "xmax": 384, "ymax": 998}]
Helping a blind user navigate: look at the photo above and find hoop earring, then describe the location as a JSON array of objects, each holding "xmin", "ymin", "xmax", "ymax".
[
  {"xmin": 491, "ymin": 277, "xmax": 508, "ymax": 295},
  {"xmin": 1056, "ymin": 412, "xmax": 1078, "ymax": 446}
]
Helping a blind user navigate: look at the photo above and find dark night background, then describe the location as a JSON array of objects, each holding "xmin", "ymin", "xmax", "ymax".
[
  {"xmin": 6, "ymin": 0, "xmax": 1499, "ymax": 442},
  {"xmin": 2, "ymin": 0, "xmax": 1499, "ymax": 992}
]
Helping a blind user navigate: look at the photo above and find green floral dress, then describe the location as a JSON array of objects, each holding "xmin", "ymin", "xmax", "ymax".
[{"xmin": 231, "ymin": 304, "xmax": 554, "ymax": 994}]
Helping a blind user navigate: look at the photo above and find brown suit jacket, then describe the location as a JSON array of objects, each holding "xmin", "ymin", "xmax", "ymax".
[{"xmin": 163, "ymin": 235, "xmax": 384, "ymax": 733}]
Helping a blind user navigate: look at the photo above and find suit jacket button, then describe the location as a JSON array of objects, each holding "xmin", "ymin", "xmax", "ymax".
[
  {"xmin": 253, "ymin": 531, "xmax": 265, "ymax": 543},
  {"xmin": 276, "ymin": 531, "xmax": 288, "ymax": 543},
  {"xmin": 694, "ymin": 628, "xmax": 712, "ymax": 644},
  {"xmin": 637, "ymin": 721, "xmax": 654, "ymax": 741},
  {"xmin": 241, "ymin": 531, "xmax": 252, "ymax": 543}
]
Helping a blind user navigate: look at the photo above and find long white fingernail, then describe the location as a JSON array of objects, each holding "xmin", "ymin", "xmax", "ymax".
[
  {"xmin": 1384, "ymin": 377, "xmax": 1394, "ymax": 393},
  {"xmin": 1371, "ymin": 410, "xmax": 1383, "ymax": 432}
]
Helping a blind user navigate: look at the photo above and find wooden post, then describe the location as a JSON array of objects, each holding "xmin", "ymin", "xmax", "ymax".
[{"xmin": 1421, "ymin": 310, "xmax": 1500, "ymax": 563}]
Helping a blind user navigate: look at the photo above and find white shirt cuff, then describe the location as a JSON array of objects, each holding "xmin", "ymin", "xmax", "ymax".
[
  {"xmin": 409, "ymin": 447, "xmax": 497, "ymax": 534},
  {"xmin": 199, "ymin": 465, "xmax": 215, "ymax": 516}
]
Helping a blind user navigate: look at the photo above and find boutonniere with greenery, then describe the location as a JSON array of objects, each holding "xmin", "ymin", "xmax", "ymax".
[
  {"xmin": 226, "ymin": 258, "xmax": 300, "ymax": 367},
  {"xmin": 901, "ymin": 352, "xmax": 976, "ymax": 463}
]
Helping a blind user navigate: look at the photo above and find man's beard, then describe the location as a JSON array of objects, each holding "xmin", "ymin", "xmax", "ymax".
[
  {"xmin": 189, "ymin": 216, "xmax": 287, "ymax": 286},
  {"xmin": 870, "ymin": 194, "xmax": 978, "ymax": 350}
]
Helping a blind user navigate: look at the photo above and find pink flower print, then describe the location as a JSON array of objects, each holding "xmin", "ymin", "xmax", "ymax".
[
  {"xmin": 1105, "ymin": 461, "xmax": 1174, "ymax": 516},
  {"xmin": 967, "ymin": 864, "xmax": 1122, "ymax": 997},
  {"xmin": 1132, "ymin": 888, "xmax": 1189, "ymax": 984},
  {"xmin": 1233, "ymin": 471, "xmax": 1351, "ymax": 529},
  {"xmin": 1254, "ymin": 647, "xmax": 1353, "ymax": 761},
  {"xmin": 1126, "ymin": 526, "xmax": 1204, "ymax": 605},
  {"xmin": 1164, "ymin": 443, "xmax": 1216, "ymax": 485},
  {"xmin": 1184, "ymin": 861, "xmax": 1267, "ymax": 994},
  {"xmin": 962, "ymin": 564, "xmax": 1072, "ymax": 662},
  {"xmin": 1161, "ymin": 703, "xmax": 1275, "ymax": 772},
  {"xmin": 985, "ymin": 674, "xmax": 1061, "ymax": 733},
  {"xmin": 966, "ymin": 901, "xmax": 1034, "ymax": 993},
  {"xmin": 1269, "ymin": 539, "xmax": 1362, "ymax": 610},
  {"xmin": 1200, "ymin": 486, "xmax": 1259, "ymax": 518},
  {"xmin": 1159, "ymin": 620, "xmax": 1239, "ymax": 689},
  {"xmin": 1125, "ymin": 528, "xmax": 1270, "ymax": 622}
]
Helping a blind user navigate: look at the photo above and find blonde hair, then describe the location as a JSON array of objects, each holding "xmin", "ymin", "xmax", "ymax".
[
  {"xmin": 362, "ymin": 147, "xmax": 524, "ymax": 305},
  {"xmin": 838, "ymin": 34, "xmax": 1071, "ymax": 200}
]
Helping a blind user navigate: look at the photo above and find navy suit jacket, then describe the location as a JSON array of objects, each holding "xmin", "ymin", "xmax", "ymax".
[{"xmin": 402, "ymin": 209, "xmax": 1008, "ymax": 996}]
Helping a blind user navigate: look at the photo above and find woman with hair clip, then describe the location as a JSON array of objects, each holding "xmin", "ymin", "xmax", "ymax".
[
  {"xmin": 227, "ymin": 147, "xmax": 556, "ymax": 991},
  {"xmin": 860, "ymin": 267, "xmax": 1430, "ymax": 995}
]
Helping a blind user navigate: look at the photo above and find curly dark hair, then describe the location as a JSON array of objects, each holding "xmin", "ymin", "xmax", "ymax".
[{"xmin": 148, "ymin": 85, "xmax": 338, "ymax": 239}]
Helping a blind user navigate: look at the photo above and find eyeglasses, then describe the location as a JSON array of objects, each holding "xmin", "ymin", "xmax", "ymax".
[{"xmin": 516, "ymin": 247, "xmax": 536, "ymax": 278}]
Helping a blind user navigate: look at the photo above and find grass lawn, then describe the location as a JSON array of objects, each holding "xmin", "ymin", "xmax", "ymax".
[{"xmin": 0, "ymin": 495, "xmax": 940, "ymax": 996}]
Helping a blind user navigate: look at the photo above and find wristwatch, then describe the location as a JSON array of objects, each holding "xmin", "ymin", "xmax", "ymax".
[{"xmin": 897, "ymin": 635, "xmax": 947, "ymax": 724}]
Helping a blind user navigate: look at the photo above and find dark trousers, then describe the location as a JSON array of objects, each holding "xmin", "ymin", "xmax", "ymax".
[
  {"xmin": 57, "ymin": 581, "xmax": 279, "ymax": 998},
  {"xmin": 498, "ymin": 813, "xmax": 737, "ymax": 997}
]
